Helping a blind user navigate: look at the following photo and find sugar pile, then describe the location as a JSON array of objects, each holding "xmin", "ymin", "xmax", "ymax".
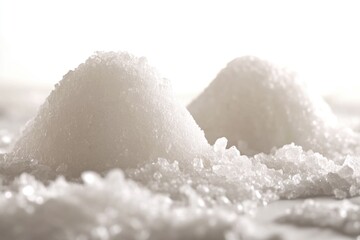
[
  {"xmin": 4, "ymin": 52, "xmax": 210, "ymax": 178},
  {"xmin": 1, "ymin": 52, "xmax": 360, "ymax": 239},
  {"xmin": 188, "ymin": 56, "xmax": 360, "ymax": 159}
]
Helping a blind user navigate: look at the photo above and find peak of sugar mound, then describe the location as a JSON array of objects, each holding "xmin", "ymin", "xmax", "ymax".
[
  {"xmin": 8, "ymin": 52, "xmax": 210, "ymax": 178},
  {"xmin": 188, "ymin": 56, "xmax": 360, "ymax": 159}
]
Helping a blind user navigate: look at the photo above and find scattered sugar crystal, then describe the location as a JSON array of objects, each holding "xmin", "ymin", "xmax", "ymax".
[
  {"xmin": 277, "ymin": 199, "xmax": 360, "ymax": 237},
  {"xmin": 153, "ymin": 172, "xmax": 162, "ymax": 180},
  {"xmin": 0, "ymin": 129, "xmax": 14, "ymax": 154},
  {"xmin": 4, "ymin": 191, "xmax": 12, "ymax": 199},
  {"xmin": 188, "ymin": 56, "xmax": 360, "ymax": 160},
  {"xmin": 226, "ymin": 146, "xmax": 240, "ymax": 158},
  {"xmin": 333, "ymin": 189, "xmax": 348, "ymax": 199},
  {"xmin": 129, "ymin": 140, "xmax": 360, "ymax": 212},
  {"xmin": 214, "ymin": 137, "xmax": 228, "ymax": 153},
  {"xmin": 6, "ymin": 52, "xmax": 210, "ymax": 178},
  {"xmin": 82, "ymin": 171, "xmax": 102, "ymax": 185},
  {"xmin": 22, "ymin": 185, "xmax": 34, "ymax": 196},
  {"xmin": 192, "ymin": 158, "xmax": 204, "ymax": 171}
]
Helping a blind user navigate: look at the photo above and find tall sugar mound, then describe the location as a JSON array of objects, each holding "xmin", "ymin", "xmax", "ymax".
[
  {"xmin": 9, "ymin": 52, "xmax": 210, "ymax": 178},
  {"xmin": 188, "ymin": 56, "xmax": 360, "ymax": 158}
]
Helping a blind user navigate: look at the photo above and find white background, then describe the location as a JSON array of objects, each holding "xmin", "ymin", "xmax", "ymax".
[{"xmin": 1, "ymin": 0, "xmax": 360, "ymax": 99}]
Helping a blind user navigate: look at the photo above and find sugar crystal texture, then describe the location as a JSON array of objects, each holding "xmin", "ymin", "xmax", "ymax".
[
  {"xmin": 188, "ymin": 56, "xmax": 360, "ymax": 159},
  {"xmin": 0, "ymin": 170, "xmax": 275, "ymax": 240},
  {"xmin": 128, "ymin": 139, "xmax": 360, "ymax": 210},
  {"xmin": 7, "ymin": 52, "xmax": 210, "ymax": 178},
  {"xmin": 277, "ymin": 198, "xmax": 360, "ymax": 236}
]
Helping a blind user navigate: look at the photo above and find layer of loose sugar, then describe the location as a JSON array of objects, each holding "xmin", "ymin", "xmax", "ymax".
[
  {"xmin": 0, "ymin": 169, "xmax": 279, "ymax": 240},
  {"xmin": 129, "ymin": 138, "xmax": 360, "ymax": 210},
  {"xmin": 277, "ymin": 198, "xmax": 360, "ymax": 237}
]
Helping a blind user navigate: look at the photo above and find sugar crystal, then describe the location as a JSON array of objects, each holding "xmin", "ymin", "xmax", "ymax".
[{"xmin": 277, "ymin": 199, "xmax": 360, "ymax": 236}]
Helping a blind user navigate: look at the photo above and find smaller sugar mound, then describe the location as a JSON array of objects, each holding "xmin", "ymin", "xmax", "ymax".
[
  {"xmin": 277, "ymin": 199, "xmax": 360, "ymax": 236},
  {"xmin": 8, "ymin": 52, "xmax": 209, "ymax": 178},
  {"xmin": 188, "ymin": 56, "xmax": 360, "ymax": 159}
]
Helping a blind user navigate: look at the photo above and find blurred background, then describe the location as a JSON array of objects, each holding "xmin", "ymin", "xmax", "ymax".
[{"xmin": 1, "ymin": 0, "xmax": 360, "ymax": 152}]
